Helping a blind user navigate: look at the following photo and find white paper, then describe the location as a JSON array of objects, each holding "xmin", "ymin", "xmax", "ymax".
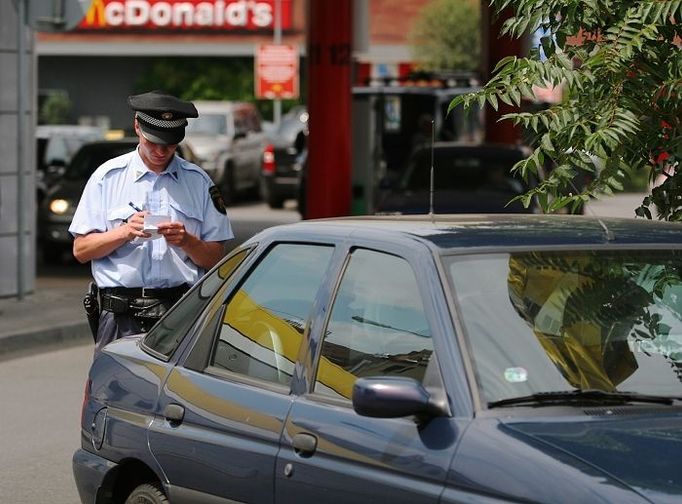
[{"xmin": 140, "ymin": 214, "xmax": 171, "ymax": 241}]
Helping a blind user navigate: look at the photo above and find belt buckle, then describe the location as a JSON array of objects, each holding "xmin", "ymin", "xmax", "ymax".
[{"xmin": 141, "ymin": 287, "xmax": 153, "ymax": 298}]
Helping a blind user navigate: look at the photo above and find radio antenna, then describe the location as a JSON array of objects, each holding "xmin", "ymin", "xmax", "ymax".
[{"xmin": 429, "ymin": 118, "xmax": 435, "ymax": 221}]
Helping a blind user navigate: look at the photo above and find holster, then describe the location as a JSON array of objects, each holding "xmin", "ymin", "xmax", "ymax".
[{"xmin": 83, "ymin": 282, "xmax": 100, "ymax": 342}]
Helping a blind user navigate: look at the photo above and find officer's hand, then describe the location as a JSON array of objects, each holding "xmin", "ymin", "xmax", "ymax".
[
  {"xmin": 122, "ymin": 211, "xmax": 150, "ymax": 241},
  {"xmin": 158, "ymin": 221, "xmax": 188, "ymax": 247}
]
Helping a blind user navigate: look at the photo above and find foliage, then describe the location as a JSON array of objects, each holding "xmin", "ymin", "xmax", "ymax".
[
  {"xmin": 39, "ymin": 92, "xmax": 72, "ymax": 125},
  {"xmin": 409, "ymin": 0, "xmax": 481, "ymax": 73},
  {"xmin": 449, "ymin": 0, "xmax": 681, "ymax": 218},
  {"xmin": 134, "ymin": 57, "xmax": 302, "ymax": 121}
]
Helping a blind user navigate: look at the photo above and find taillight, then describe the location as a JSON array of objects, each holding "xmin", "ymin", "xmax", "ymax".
[{"xmin": 262, "ymin": 144, "xmax": 275, "ymax": 174}]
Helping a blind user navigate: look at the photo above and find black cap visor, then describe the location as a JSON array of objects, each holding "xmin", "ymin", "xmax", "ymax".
[{"xmin": 137, "ymin": 121, "xmax": 185, "ymax": 145}]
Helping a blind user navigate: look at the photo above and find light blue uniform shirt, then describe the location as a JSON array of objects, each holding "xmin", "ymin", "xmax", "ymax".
[{"xmin": 69, "ymin": 148, "xmax": 233, "ymax": 288}]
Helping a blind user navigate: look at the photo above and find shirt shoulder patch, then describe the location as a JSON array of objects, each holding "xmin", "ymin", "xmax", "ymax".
[{"xmin": 209, "ymin": 185, "xmax": 227, "ymax": 215}]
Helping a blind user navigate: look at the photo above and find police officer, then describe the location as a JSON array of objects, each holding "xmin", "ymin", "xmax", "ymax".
[{"xmin": 69, "ymin": 90, "xmax": 233, "ymax": 355}]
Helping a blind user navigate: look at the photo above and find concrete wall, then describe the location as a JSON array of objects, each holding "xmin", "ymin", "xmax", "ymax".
[{"xmin": 0, "ymin": 1, "xmax": 36, "ymax": 297}]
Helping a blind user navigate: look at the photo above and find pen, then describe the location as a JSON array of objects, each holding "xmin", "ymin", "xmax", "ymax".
[{"xmin": 129, "ymin": 201, "xmax": 143, "ymax": 212}]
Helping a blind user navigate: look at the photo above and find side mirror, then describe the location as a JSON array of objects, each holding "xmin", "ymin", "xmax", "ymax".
[
  {"xmin": 352, "ymin": 376, "xmax": 446, "ymax": 419},
  {"xmin": 234, "ymin": 131, "xmax": 247, "ymax": 140}
]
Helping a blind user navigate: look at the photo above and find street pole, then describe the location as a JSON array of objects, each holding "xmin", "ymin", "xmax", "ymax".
[
  {"xmin": 17, "ymin": 0, "xmax": 27, "ymax": 300},
  {"xmin": 273, "ymin": 0, "xmax": 282, "ymax": 126}
]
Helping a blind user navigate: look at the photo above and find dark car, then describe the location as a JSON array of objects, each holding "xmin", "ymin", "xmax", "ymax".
[
  {"xmin": 35, "ymin": 125, "xmax": 105, "ymax": 205},
  {"xmin": 73, "ymin": 214, "xmax": 682, "ymax": 504},
  {"xmin": 260, "ymin": 106, "xmax": 308, "ymax": 208},
  {"xmin": 375, "ymin": 142, "xmax": 541, "ymax": 214},
  {"xmin": 37, "ymin": 138, "xmax": 197, "ymax": 264}
]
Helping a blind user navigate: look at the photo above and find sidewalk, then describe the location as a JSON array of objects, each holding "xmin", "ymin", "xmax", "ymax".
[{"xmin": 0, "ymin": 276, "xmax": 92, "ymax": 360}]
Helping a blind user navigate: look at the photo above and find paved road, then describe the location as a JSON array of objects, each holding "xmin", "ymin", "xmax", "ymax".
[{"xmin": 0, "ymin": 344, "xmax": 92, "ymax": 504}]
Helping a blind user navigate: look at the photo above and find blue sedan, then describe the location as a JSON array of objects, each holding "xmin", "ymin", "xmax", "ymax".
[{"xmin": 73, "ymin": 214, "xmax": 682, "ymax": 503}]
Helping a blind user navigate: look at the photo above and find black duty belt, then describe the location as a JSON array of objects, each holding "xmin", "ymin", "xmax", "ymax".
[
  {"xmin": 100, "ymin": 284, "xmax": 189, "ymax": 299},
  {"xmin": 99, "ymin": 284, "xmax": 190, "ymax": 315}
]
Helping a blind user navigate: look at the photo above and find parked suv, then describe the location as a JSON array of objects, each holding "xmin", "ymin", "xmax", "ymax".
[{"xmin": 184, "ymin": 101, "xmax": 266, "ymax": 202}]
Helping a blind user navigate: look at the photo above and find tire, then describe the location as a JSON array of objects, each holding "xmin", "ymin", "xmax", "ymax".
[
  {"xmin": 124, "ymin": 482, "xmax": 169, "ymax": 504},
  {"xmin": 260, "ymin": 177, "xmax": 285, "ymax": 208},
  {"xmin": 266, "ymin": 193, "xmax": 285, "ymax": 209}
]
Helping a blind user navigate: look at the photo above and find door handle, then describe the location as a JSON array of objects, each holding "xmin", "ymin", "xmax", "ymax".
[
  {"xmin": 164, "ymin": 403, "xmax": 185, "ymax": 425},
  {"xmin": 292, "ymin": 433, "xmax": 317, "ymax": 456}
]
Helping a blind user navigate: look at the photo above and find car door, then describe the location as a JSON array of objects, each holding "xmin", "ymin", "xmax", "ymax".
[
  {"xmin": 148, "ymin": 242, "xmax": 336, "ymax": 504},
  {"xmin": 276, "ymin": 245, "xmax": 461, "ymax": 503}
]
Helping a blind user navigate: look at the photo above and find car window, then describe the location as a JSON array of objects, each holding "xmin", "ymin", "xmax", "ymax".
[
  {"xmin": 446, "ymin": 250, "xmax": 682, "ymax": 406},
  {"xmin": 400, "ymin": 148, "xmax": 526, "ymax": 193},
  {"xmin": 208, "ymin": 243, "xmax": 334, "ymax": 386},
  {"xmin": 142, "ymin": 248, "xmax": 252, "ymax": 358},
  {"xmin": 233, "ymin": 109, "xmax": 249, "ymax": 136},
  {"xmin": 247, "ymin": 109, "xmax": 262, "ymax": 132},
  {"xmin": 314, "ymin": 249, "xmax": 434, "ymax": 400},
  {"xmin": 186, "ymin": 113, "xmax": 229, "ymax": 135},
  {"xmin": 64, "ymin": 143, "xmax": 137, "ymax": 180},
  {"xmin": 275, "ymin": 115, "xmax": 307, "ymax": 142}
]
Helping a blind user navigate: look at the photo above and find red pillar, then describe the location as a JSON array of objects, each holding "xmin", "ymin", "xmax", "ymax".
[
  {"xmin": 305, "ymin": 0, "xmax": 353, "ymax": 218},
  {"xmin": 482, "ymin": 4, "xmax": 524, "ymax": 144}
]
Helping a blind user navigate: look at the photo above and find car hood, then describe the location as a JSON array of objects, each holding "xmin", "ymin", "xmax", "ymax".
[
  {"xmin": 503, "ymin": 413, "xmax": 682, "ymax": 502},
  {"xmin": 183, "ymin": 135, "xmax": 231, "ymax": 159},
  {"xmin": 376, "ymin": 189, "xmax": 533, "ymax": 214}
]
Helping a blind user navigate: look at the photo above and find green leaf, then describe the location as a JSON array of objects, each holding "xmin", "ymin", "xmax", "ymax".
[{"xmin": 541, "ymin": 133, "xmax": 555, "ymax": 152}]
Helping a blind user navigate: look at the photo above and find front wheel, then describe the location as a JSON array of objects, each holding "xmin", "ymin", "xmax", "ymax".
[{"xmin": 124, "ymin": 482, "xmax": 169, "ymax": 504}]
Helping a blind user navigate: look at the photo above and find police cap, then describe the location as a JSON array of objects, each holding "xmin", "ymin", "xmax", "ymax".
[{"xmin": 128, "ymin": 90, "xmax": 198, "ymax": 145}]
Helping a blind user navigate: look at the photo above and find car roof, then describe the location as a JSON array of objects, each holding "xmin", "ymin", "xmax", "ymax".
[
  {"xmin": 193, "ymin": 100, "xmax": 255, "ymax": 112},
  {"xmin": 415, "ymin": 142, "xmax": 528, "ymax": 154},
  {"xmin": 255, "ymin": 214, "xmax": 682, "ymax": 251}
]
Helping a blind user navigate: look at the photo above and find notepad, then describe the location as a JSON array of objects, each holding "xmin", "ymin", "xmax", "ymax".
[{"xmin": 142, "ymin": 214, "xmax": 171, "ymax": 240}]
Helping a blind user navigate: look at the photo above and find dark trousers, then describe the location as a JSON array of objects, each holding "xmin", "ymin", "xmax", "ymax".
[{"xmin": 94, "ymin": 311, "xmax": 146, "ymax": 356}]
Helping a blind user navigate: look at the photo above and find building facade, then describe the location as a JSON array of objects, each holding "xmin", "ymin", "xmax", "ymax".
[
  {"xmin": 35, "ymin": 0, "xmax": 430, "ymax": 129},
  {"xmin": 1, "ymin": 1, "xmax": 36, "ymax": 297}
]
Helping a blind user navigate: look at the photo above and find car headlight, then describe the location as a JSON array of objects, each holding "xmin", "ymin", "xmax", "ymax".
[{"xmin": 49, "ymin": 198, "xmax": 70, "ymax": 215}]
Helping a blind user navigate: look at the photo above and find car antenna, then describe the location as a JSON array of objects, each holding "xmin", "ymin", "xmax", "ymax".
[
  {"xmin": 567, "ymin": 176, "xmax": 615, "ymax": 241},
  {"xmin": 429, "ymin": 118, "xmax": 435, "ymax": 222}
]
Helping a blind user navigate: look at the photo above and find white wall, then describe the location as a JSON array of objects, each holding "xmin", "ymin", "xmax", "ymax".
[{"xmin": 0, "ymin": 1, "xmax": 36, "ymax": 297}]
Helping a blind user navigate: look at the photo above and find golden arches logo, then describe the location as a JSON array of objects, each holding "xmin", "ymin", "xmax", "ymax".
[{"xmin": 85, "ymin": 0, "xmax": 107, "ymax": 27}]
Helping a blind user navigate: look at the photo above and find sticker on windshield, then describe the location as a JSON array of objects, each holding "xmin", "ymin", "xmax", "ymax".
[{"xmin": 504, "ymin": 367, "xmax": 528, "ymax": 383}]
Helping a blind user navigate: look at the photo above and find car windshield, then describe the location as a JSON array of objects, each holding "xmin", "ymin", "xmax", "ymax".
[
  {"xmin": 64, "ymin": 143, "xmax": 136, "ymax": 180},
  {"xmin": 275, "ymin": 111, "xmax": 307, "ymax": 141},
  {"xmin": 399, "ymin": 148, "xmax": 526, "ymax": 193},
  {"xmin": 445, "ymin": 250, "xmax": 682, "ymax": 406},
  {"xmin": 186, "ymin": 114, "xmax": 228, "ymax": 135}
]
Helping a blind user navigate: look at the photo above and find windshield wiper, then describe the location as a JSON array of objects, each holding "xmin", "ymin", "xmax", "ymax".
[{"xmin": 488, "ymin": 389, "xmax": 680, "ymax": 409}]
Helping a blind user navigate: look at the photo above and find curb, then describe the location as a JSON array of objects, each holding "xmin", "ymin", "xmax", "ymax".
[{"xmin": 0, "ymin": 322, "xmax": 92, "ymax": 361}]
